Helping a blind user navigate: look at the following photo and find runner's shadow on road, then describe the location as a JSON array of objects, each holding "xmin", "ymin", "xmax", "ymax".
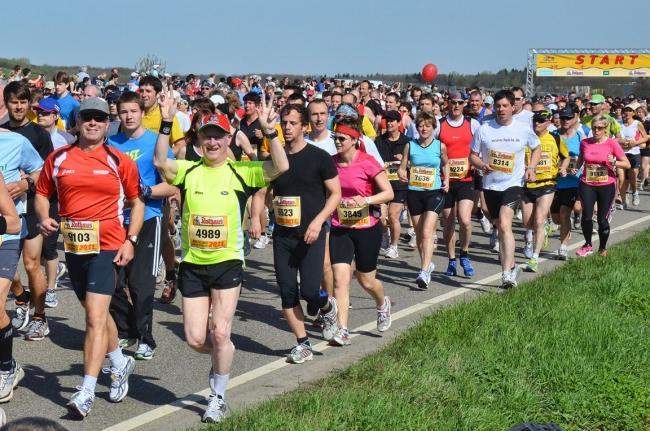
[
  {"xmin": 124, "ymin": 373, "xmax": 178, "ymax": 406},
  {"xmin": 45, "ymin": 317, "xmax": 85, "ymax": 351},
  {"xmin": 21, "ymin": 363, "xmax": 84, "ymax": 408}
]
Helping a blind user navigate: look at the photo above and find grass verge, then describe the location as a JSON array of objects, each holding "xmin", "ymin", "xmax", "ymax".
[{"xmin": 204, "ymin": 229, "xmax": 650, "ymax": 431}]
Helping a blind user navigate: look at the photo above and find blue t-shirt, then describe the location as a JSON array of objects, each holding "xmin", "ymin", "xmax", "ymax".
[
  {"xmin": 554, "ymin": 128, "xmax": 586, "ymax": 190},
  {"xmin": 108, "ymin": 129, "xmax": 174, "ymax": 223},
  {"xmin": 0, "ymin": 131, "xmax": 44, "ymax": 241},
  {"xmin": 50, "ymin": 94, "xmax": 79, "ymax": 126},
  {"xmin": 408, "ymin": 138, "xmax": 442, "ymax": 191}
]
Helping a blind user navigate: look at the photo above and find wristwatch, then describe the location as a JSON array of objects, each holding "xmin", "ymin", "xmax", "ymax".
[
  {"xmin": 365, "ymin": 196, "xmax": 372, "ymax": 206},
  {"xmin": 127, "ymin": 235, "xmax": 138, "ymax": 246},
  {"xmin": 25, "ymin": 177, "xmax": 35, "ymax": 193},
  {"xmin": 265, "ymin": 130, "xmax": 279, "ymax": 140}
]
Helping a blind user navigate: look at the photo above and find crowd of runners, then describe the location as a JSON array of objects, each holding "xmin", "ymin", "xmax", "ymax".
[{"xmin": 0, "ymin": 67, "xmax": 647, "ymax": 424}]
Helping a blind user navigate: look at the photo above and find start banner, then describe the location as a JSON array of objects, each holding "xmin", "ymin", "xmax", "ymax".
[{"xmin": 536, "ymin": 53, "xmax": 650, "ymax": 77}]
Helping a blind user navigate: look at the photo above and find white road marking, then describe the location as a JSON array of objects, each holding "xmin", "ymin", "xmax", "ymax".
[{"xmin": 103, "ymin": 214, "xmax": 650, "ymax": 431}]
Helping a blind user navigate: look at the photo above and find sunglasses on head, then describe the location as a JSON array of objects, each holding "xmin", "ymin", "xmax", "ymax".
[
  {"xmin": 79, "ymin": 112, "xmax": 108, "ymax": 122},
  {"xmin": 532, "ymin": 110, "xmax": 552, "ymax": 121}
]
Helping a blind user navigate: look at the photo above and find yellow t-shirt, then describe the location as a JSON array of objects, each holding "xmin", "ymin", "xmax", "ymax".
[
  {"xmin": 526, "ymin": 132, "xmax": 569, "ymax": 188},
  {"xmin": 142, "ymin": 105, "xmax": 184, "ymax": 144},
  {"xmin": 361, "ymin": 115, "xmax": 376, "ymax": 139},
  {"xmin": 260, "ymin": 123, "xmax": 285, "ymax": 158}
]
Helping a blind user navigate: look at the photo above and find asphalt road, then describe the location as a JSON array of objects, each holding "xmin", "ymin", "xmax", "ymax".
[{"xmin": 5, "ymin": 192, "xmax": 650, "ymax": 431}]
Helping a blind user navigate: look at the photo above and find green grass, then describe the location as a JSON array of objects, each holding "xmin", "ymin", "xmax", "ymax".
[{"xmin": 205, "ymin": 230, "xmax": 650, "ymax": 431}]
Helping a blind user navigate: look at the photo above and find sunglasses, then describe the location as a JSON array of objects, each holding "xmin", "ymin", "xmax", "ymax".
[
  {"xmin": 592, "ymin": 126, "xmax": 607, "ymax": 131},
  {"xmin": 589, "ymin": 102, "xmax": 601, "ymax": 106},
  {"xmin": 450, "ymin": 100, "xmax": 464, "ymax": 106},
  {"xmin": 532, "ymin": 111, "xmax": 552, "ymax": 120},
  {"xmin": 80, "ymin": 112, "xmax": 108, "ymax": 122},
  {"xmin": 559, "ymin": 116, "xmax": 573, "ymax": 120},
  {"xmin": 334, "ymin": 135, "xmax": 349, "ymax": 142},
  {"xmin": 514, "ymin": 97, "xmax": 524, "ymax": 101}
]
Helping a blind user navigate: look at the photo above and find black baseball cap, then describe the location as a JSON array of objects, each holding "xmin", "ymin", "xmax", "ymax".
[{"xmin": 558, "ymin": 106, "xmax": 575, "ymax": 119}]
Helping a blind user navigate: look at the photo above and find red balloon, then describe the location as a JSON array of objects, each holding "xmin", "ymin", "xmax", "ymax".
[{"xmin": 421, "ymin": 63, "xmax": 438, "ymax": 82}]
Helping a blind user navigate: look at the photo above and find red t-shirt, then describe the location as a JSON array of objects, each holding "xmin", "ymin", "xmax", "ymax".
[
  {"xmin": 331, "ymin": 151, "xmax": 383, "ymax": 229},
  {"xmin": 36, "ymin": 144, "xmax": 141, "ymax": 251}
]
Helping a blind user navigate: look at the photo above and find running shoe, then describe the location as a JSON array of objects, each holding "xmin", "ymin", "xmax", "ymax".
[
  {"xmin": 24, "ymin": 318, "xmax": 49, "ymax": 341},
  {"xmin": 414, "ymin": 270, "xmax": 431, "ymax": 291},
  {"xmin": 160, "ymin": 279, "xmax": 177, "ymax": 304},
  {"xmin": 253, "ymin": 235, "xmax": 269, "ymax": 249},
  {"xmin": 428, "ymin": 262, "xmax": 435, "ymax": 274},
  {"xmin": 523, "ymin": 242, "xmax": 534, "ymax": 259},
  {"xmin": 11, "ymin": 303, "xmax": 30, "ymax": 331},
  {"xmin": 331, "ymin": 327, "xmax": 351, "ymax": 346},
  {"xmin": 492, "ymin": 238, "xmax": 500, "ymax": 254},
  {"xmin": 633, "ymin": 192, "xmax": 640, "ymax": 206},
  {"xmin": 598, "ymin": 248, "xmax": 608, "ymax": 257},
  {"xmin": 489, "ymin": 230, "xmax": 498, "ymax": 250},
  {"xmin": 321, "ymin": 297, "xmax": 339, "ymax": 341},
  {"xmin": 376, "ymin": 297, "xmax": 392, "ymax": 332},
  {"xmin": 55, "ymin": 262, "xmax": 67, "ymax": 285},
  {"xmin": 575, "ymin": 244, "xmax": 594, "ymax": 257},
  {"xmin": 573, "ymin": 214, "xmax": 581, "ymax": 230},
  {"xmin": 459, "ymin": 255, "xmax": 475, "ymax": 277},
  {"xmin": 407, "ymin": 233, "xmax": 417, "ymax": 249},
  {"xmin": 134, "ymin": 343, "xmax": 155, "ymax": 360},
  {"xmin": 0, "ymin": 362, "xmax": 24, "ymax": 402},
  {"xmin": 44, "ymin": 289, "xmax": 58, "ymax": 308},
  {"xmin": 525, "ymin": 258, "xmax": 538, "ymax": 273},
  {"xmin": 119, "ymin": 338, "xmax": 137, "ymax": 349},
  {"xmin": 203, "ymin": 395, "xmax": 227, "ymax": 423},
  {"xmin": 66, "ymin": 386, "xmax": 95, "ymax": 418},
  {"xmin": 287, "ymin": 342, "xmax": 313, "ymax": 364},
  {"xmin": 384, "ymin": 245, "xmax": 399, "ymax": 259},
  {"xmin": 312, "ymin": 311, "xmax": 324, "ymax": 329},
  {"xmin": 400, "ymin": 209, "xmax": 408, "ymax": 222},
  {"xmin": 501, "ymin": 266, "xmax": 520, "ymax": 289},
  {"xmin": 104, "ymin": 355, "xmax": 135, "ymax": 402},
  {"xmin": 557, "ymin": 245, "xmax": 568, "ymax": 261},
  {"xmin": 445, "ymin": 259, "xmax": 457, "ymax": 276},
  {"xmin": 479, "ymin": 216, "xmax": 492, "ymax": 234}
]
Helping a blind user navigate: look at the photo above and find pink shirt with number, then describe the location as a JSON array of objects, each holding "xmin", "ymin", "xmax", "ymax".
[
  {"xmin": 331, "ymin": 150, "xmax": 383, "ymax": 229},
  {"xmin": 579, "ymin": 137, "xmax": 626, "ymax": 187}
]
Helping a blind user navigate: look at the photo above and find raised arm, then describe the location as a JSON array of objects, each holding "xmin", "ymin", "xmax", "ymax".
[
  {"xmin": 153, "ymin": 89, "xmax": 180, "ymax": 183},
  {"xmin": 257, "ymin": 94, "xmax": 289, "ymax": 181}
]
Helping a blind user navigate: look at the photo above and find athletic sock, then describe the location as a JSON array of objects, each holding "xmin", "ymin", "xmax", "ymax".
[
  {"xmin": 532, "ymin": 253, "xmax": 539, "ymax": 259},
  {"xmin": 82, "ymin": 375, "xmax": 97, "ymax": 393},
  {"xmin": 213, "ymin": 373, "xmax": 229, "ymax": 399},
  {"xmin": 107, "ymin": 348, "xmax": 127, "ymax": 370},
  {"xmin": 297, "ymin": 336, "xmax": 310, "ymax": 346},
  {"xmin": 460, "ymin": 250, "xmax": 468, "ymax": 258},
  {"xmin": 0, "ymin": 324, "xmax": 13, "ymax": 371},
  {"xmin": 15, "ymin": 290, "xmax": 30, "ymax": 304},
  {"xmin": 525, "ymin": 229, "xmax": 534, "ymax": 243}
]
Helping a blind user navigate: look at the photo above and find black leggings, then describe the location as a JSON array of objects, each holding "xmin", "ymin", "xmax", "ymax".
[
  {"xmin": 578, "ymin": 182, "xmax": 616, "ymax": 250},
  {"xmin": 272, "ymin": 230, "xmax": 327, "ymax": 309}
]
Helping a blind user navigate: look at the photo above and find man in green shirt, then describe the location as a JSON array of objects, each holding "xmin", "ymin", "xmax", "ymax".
[{"xmin": 154, "ymin": 91, "xmax": 288, "ymax": 423}]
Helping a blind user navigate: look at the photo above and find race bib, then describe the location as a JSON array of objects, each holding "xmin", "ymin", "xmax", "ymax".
[
  {"xmin": 188, "ymin": 214, "xmax": 228, "ymax": 250},
  {"xmin": 273, "ymin": 196, "xmax": 301, "ymax": 228},
  {"xmin": 585, "ymin": 164, "xmax": 609, "ymax": 183},
  {"xmin": 61, "ymin": 219, "xmax": 100, "ymax": 255},
  {"xmin": 536, "ymin": 152, "xmax": 552, "ymax": 173},
  {"xmin": 385, "ymin": 163, "xmax": 400, "ymax": 181},
  {"xmin": 409, "ymin": 166, "xmax": 436, "ymax": 188},
  {"xmin": 448, "ymin": 158, "xmax": 469, "ymax": 179},
  {"xmin": 567, "ymin": 156, "xmax": 578, "ymax": 171},
  {"xmin": 337, "ymin": 204, "xmax": 371, "ymax": 228},
  {"xmin": 489, "ymin": 150, "xmax": 515, "ymax": 174}
]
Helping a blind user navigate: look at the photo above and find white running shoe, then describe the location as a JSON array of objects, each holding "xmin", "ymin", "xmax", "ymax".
[
  {"xmin": 384, "ymin": 245, "xmax": 399, "ymax": 259},
  {"xmin": 377, "ymin": 297, "xmax": 392, "ymax": 332},
  {"xmin": 104, "ymin": 356, "xmax": 136, "ymax": 403},
  {"xmin": 66, "ymin": 386, "xmax": 95, "ymax": 418},
  {"xmin": 633, "ymin": 192, "xmax": 640, "ymax": 206},
  {"xmin": 253, "ymin": 235, "xmax": 270, "ymax": 249},
  {"xmin": 287, "ymin": 343, "xmax": 313, "ymax": 364},
  {"xmin": 523, "ymin": 242, "xmax": 534, "ymax": 259},
  {"xmin": 321, "ymin": 297, "xmax": 339, "ymax": 341},
  {"xmin": 203, "ymin": 395, "xmax": 227, "ymax": 423},
  {"xmin": 479, "ymin": 216, "xmax": 492, "ymax": 234},
  {"xmin": 557, "ymin": 245, "xmax": 568, "ymax": 261}
]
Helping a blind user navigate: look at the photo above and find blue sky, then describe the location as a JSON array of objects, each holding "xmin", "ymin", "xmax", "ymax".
[{"xmin": 3, "ymin": 0, "xmax": 649, "ymax": 76}]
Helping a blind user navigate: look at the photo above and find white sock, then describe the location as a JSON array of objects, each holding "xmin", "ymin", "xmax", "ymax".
[
  {"xmin": 213, "ymin": 373, "xmax": 229, "ymax": 399},
  {"xmin": 107, "ymin": 348, "xmax": 127, "ymax": 370},
  {"xmin": 532, "ymin": 253, "xmax": 539, "ymax": 259},
  {"xmin": 82, "ymin": 374, "xmax": 97, "ymax": 393},
  {"xmin": 525, "ymin": 229, "xmax": 533, "ymax": 243},
  {"xmin": 377, "ymin": 297, "xmax": 388, "ymax": 311}
]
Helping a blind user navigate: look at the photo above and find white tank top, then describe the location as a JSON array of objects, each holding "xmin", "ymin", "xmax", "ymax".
[{"xmin": 621, "ymin": 120, "xmax": 641, "ymax": 155}]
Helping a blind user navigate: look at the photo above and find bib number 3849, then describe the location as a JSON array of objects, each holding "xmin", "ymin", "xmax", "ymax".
[
  {"xmin": 61, "ymin": 219, "xmax": 100, "ymax": 255},
  {"xmin": 189, "ymin": 214, "xmax": 228, "ymax": 250}
]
